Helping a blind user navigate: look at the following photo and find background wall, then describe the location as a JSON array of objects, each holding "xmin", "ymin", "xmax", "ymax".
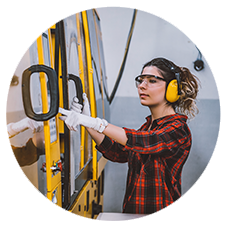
[{"xmin": 96, "ymin": 7, "xmax": 220, "ymax": 212}]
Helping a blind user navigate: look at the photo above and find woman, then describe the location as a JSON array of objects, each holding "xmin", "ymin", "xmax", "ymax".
[{"xmin": 59, "ymin": 57, "xmax": 199, "ymax": 214}]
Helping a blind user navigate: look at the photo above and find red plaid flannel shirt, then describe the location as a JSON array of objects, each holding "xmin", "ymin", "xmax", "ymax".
[{"xmin": 96, "ymin": 113, "xmax": 191, "ymax": 214}]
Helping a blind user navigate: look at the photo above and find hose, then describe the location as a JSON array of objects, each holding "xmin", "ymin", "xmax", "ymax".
[{"xmin": 108, "ymin": 9, "xmax": 138, "ymax": 104}]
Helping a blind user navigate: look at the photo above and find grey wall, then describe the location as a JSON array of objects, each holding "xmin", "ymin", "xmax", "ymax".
[
  {"xmin": 101, "ymin": 98, "xmax": 220, "ymax": 212},
  {"xmin": 96, "ymin": 7, "xmax": 220, "ymax": 212}
]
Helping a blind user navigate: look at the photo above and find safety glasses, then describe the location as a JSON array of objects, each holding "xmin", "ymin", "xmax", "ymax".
[{"xmin": 135, "ymin": 74, "xmax": 166, "ymax": 88}]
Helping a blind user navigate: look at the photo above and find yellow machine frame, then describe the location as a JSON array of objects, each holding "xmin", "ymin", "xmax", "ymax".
[
  {"xmin": 36, "ymin": 31, "xmax": 62, "ymax": 206},
  {"xmin": 34, "ymin": 7, "xmax": 107, "ymax": 220},
  {"xmin": 81, "ymin": 11, "xmax": 98, "ymax": 181},
  {"xmin": 34, "ymin": 10, "xmax": 107, "ymax": 218},
  {"xmin": 67, "ymin": 11, "xmax": 107, "ymax": 218}
]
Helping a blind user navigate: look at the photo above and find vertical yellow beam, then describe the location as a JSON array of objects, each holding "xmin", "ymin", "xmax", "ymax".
[
  {"xmin": 33, "ymin": 6, "xmax": 52, "ymax": 220},
  {"xmin": 82, "ymin": 11, "xmax": 97, "ymax": 180},
  {"xmin": 92, "ymin": 10, "xmax": 105, "ymax": 119},
  {"xmin": 37, "ymin": 31, "xmax": 62, "ymax": 205},
  {"xmin": 37, "ymin": 36, "xmax": 49, "ymax": 113},
  {"xmin": 33, "ymin": 6, "xmax": 51, "ymax": 170},
  {"xmin": 76, "ymin": 13, "xmax": 85, "ymax": 169}
]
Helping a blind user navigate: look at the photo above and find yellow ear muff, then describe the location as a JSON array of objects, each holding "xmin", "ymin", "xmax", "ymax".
[{"xmin": 165, "ymin": 79, "xmax": 180, "ymax": 103}]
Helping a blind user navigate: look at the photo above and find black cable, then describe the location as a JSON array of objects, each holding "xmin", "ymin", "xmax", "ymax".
[{"xmin": 108, "ymin": 9, "xmax": 138, "ymax": 104}]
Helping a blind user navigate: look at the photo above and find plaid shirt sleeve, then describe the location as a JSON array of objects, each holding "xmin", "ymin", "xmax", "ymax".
[
  {"xmin": 96, "ymin": 135, "xmax": 129, "ymax": 163},
  {"xmin": 123, "ymin": 118, "xmax": 190, "ymax": 158}
]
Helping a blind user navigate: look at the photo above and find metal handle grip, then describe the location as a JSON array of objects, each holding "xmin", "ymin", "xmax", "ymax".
[
  {"xmin": 22, "ymin": 65, "xmax": 59, "ymax": 121},
  {"xmin": 68, "ymin": 74, "xmax": 84, "ymax": 108}
]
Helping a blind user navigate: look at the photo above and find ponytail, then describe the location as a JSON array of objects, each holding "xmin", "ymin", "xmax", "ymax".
[{"xmin": 176, "ymin": 67, "xmax": 200, "ymax": 119}]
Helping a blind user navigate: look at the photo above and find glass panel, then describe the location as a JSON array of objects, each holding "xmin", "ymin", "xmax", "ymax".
[
  {"xmin": 42, "ymin": 33, "xmax": 51, "ymax": 66},
  {"xmin": 30, "ymin": 72, "xmax": 42, "ymax": 114}
]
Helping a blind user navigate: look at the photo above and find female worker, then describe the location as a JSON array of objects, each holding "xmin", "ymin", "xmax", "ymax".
[{"xmin": 59, "ymin": 57, "xmax": 199, "ymax": 214}]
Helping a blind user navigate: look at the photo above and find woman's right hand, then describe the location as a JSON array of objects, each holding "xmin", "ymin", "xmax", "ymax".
[
  {"xmin": 67, "ymin": 93, "xmax": 106, "ymax": 145},
  {"xmin": 71, "ymin": 93, "xmax": 91, "ymax": 116}
]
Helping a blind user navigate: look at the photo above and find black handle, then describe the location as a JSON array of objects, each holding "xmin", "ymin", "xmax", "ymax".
[
  {"xmin": 22, "ymin": 65, "xmax": 59, "ymax": 121},
  {"xmin": 68, "ymin": 74, "xmax": 83, "ymax": 108}
]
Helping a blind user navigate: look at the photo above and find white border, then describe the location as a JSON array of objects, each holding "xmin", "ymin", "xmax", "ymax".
[{"xmin": 2, "ymin": 1, "xmax": 226, "ymax": 224}]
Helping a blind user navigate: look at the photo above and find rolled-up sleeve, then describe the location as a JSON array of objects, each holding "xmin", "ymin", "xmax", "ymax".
[{"xmin": 96, "ymin": 135, "xmax": 129, "ymax": 163}]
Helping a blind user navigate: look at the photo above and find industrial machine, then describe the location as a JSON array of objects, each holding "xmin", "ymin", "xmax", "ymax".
[{"xmin": 7, "ymin": 9, "xmax": 110, "ymax": 219}]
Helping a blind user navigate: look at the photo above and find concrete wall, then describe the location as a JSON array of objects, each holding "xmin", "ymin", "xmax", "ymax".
[{"xmin": 96, "ymin": 7, "xmax": 220, "ymax": 212}]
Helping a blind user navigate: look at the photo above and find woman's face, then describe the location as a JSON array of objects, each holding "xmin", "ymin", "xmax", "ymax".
[{"xmin": 137, "ymin": 66, "xmax": 166, "ymax": 107}]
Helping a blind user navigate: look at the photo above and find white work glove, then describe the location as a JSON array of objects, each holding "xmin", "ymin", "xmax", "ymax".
[
  {"xmin": 7, "ymin": 117, "xmax": 43, "ymax": 138},
  {"xmin": 71, "ymin": 93, "xmax": 91, "ymax": 116},
  {"xmin": 59, "ymin": 108, "xmax": 108, "ymax": 133}
]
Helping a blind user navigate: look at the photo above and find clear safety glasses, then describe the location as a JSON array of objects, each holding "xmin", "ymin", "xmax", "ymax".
[{"xmin": 135, "ymin": 74, "xmax": 166, "ymax": 88}]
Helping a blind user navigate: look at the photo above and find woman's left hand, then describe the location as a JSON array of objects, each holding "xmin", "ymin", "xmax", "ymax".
[{"xmin": 59, "ymin": 108, "xmax": 108, "ymax": 133}]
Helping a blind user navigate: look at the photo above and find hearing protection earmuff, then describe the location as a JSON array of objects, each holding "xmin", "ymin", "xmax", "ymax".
[
  {"xmin": 165, "ymin": 71, "xmax": 181, "ymax": 103},
  {"xmin": 161, "ymin": 60, "xmax": 182, "ymax": 103}
]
